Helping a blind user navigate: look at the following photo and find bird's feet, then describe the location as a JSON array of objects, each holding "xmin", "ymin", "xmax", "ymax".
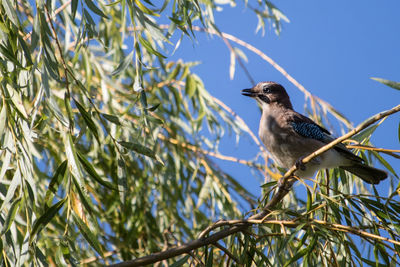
[{"xmin": 295, "ymin": 157, "xmax": 306, "ymax": 171}]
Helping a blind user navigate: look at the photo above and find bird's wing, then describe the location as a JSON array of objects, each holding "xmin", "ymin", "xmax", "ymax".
[{"xmin": 289, "ymin": 113, "xmax": 363, "ymax": 162}]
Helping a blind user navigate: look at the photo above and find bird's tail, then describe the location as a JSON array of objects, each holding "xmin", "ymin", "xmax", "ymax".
[{"xmin": 340, "ymin": 163, "xmax": 388, "ymax": 184}]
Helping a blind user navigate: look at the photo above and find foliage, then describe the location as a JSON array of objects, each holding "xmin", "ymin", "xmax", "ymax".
[{"xmin": 0, "ymin": 0, "xmax": 399, "ymax": 266}]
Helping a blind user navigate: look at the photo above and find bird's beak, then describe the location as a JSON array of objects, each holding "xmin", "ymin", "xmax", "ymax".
[{"xmin": 241, "ymin": 88, "xmax": 257, "ymax": 97}]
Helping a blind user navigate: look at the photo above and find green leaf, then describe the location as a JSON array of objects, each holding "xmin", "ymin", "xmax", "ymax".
[
  {"xmin": 44, "ymin": 160, "xmax": 68, "ymax": 205},
  {"xmin": 170, "ymin": 255, "xmax": 190, "ymax": 267},
  {"xmin": 64, "ymin": 133, "xmax": 96, "ymax": 214},
  {"xmin": 71, "ymin": 173, "xmax": 95, "ymax": 214},
  {"xmin": 71, "ymin": 0, "xmax": 78, "ymax": 19},
  {"xmin": 6, "ymin": 84, "xmax": 28, "ymax": 119},
  {"xmin": 72, "ymin": 213, "xmax": 103, "ymax": 256},
  {"xmin": 101, "ymin": 113, "xmax": 121, "ymax": 125},
  {"xmin": 3, "ymin": 0, "xmax": 20, "ymax": 26},
  {"xmin": 352, "ymin": 124, "xmax": 379, "ymax": 143},
  {"xmin": 111, "ymin": 51, "xmax": 133, "ymax": 76},
  {"xmin": 17, "ymin": 35, "xmax": 33, "ymax": 67},
  {"xmin": 0, "ymin": 169, "xmax": 21, "ymax": 212},
  {"xmin": 134, "ymin": 0, "xmax": 160, "ymax": 17},
  {"xmin": 138, "ymin": 35, "xmax": 166, "ymax": 58},
  {"xmin": 306, "ymin": 188, "xmax": 312, "ymax": 212},
  {"xmin": 119, "ymin": 141, "xmax": 163, "ymax": 164},
  {"xmin": 371, "ymin": 77, "xmax": 400, "ymax": 91},
  {"xmin": 284, "ymin": 247, "xmax": 307, "ymax": 267},
  {"xmin": 84, "ymin": 0, "xmax": 109, "ymax": 19},
  {"xmin": 30, "ymin": 198, "xmax": 67, "ymax": 242},
  {"xmin": 0, "ymin": 104, "xmax": 7, "ymax": 140},
  {"xmin": 74, "ymin": 98, "xmax": 100, "ymax": 143},
  {"xmin": 1, "ymin": 197, "xmax": 21, "ymax": 235},
  {"xmin": 106, "ymin": 0, "xmax": 122, "ymax": 6},
  {"xmin": 83, "ymin": 8, "xmax": 97, "ymax": 27},
  {"xmin": 167, "ymin": 64, "xmax": 181, "ymax": 80},
  {"xmin": 140, "ymin": 90, "xmax": 148, "ymax": 109},
  {"xmin": 117, "ymin": 156, "xmax": 127, "ymax": 204},
  {"xmin": 46, "ymin": 96, "xmax": 69, "ymax": 127},
  {"xmin": 185, "ymin": 75, "xmax": 197, "ymax": 97},
  {"xmin": 65, "ymin": 133, "xmax": 82, "ymax": 179},
  {"xmin": 147, "ymin": 103, "xmax": 160, "ymax": 112},
  {"xmin": 0, "ymin": 43, "xmax": 23, "ymax": 68},
  {"xmin": 260, "ymin": 180, "xmax": 278, "ymax": 188},
  {"xmin": 77, "ymin": 151, "xmax": 118, "ymax": 190},
  {"xmin": 145, "ymin": 114, "xmax": 163, "ymax": 125},
  {"xmin": 206, "ymin": 247, "xmax": 214, "ymax": 267},
  {"xmin": 64, "ymin": 92, "xmax": 74, "ymax": 131}
]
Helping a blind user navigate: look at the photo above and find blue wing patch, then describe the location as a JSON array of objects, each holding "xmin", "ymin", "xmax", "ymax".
[{"xmin": 291, "ymin": 122, "xmax": 326, "ymax": 141}]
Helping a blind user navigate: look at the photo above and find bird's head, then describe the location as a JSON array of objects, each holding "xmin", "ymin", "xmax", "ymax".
[{"xmin": 242, "ymin": 82, "xmax": 293, "ymax": 109}]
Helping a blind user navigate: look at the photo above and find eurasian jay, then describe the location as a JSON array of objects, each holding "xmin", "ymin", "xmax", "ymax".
[{"xmin": 242, "ymin": 81, "xmax": 387, "ymax": 184}]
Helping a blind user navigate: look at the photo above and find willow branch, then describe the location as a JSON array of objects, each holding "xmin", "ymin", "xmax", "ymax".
[
  {"xmin": 346, "ymin": 144, "xmax": 400, "ymax": 159},
  {"xmin": 44, "ymin": 4, "xmax": 70, "ymax": 97}
]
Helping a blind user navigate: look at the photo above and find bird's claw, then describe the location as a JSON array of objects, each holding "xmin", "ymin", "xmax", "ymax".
[{"xmin": 295, "ymin": 157, "xmax": 306, "ymax": 171}]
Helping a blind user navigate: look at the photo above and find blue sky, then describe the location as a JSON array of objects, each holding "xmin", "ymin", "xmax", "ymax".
[{"xmin": 170, "ymin": 0, "xmax": 400, "ymax": 196}]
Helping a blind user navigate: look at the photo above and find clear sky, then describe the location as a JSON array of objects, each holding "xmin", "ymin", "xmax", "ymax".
[{"xmin": 170, "ymin": 0, "xmax": 400, "ymax": 197}]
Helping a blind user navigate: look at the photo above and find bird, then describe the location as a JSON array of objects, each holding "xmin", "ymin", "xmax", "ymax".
[{"xmin": 242, "ymin": 81, "xmax": 388, "ymax": 184}]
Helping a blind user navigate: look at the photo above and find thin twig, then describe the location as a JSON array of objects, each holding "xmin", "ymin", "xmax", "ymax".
[
  {"xmin": 81, "ymin": 251, "xmax": 115, "ymax": 264},
  {"xmin": 346, "ymin": 144, "xmax": 400, "ymax": 159}
]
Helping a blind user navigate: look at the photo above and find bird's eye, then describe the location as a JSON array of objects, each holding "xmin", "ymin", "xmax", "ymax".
[{"xmin": 263, "ymin": 87, "xmax": 271, "ymax": 93}]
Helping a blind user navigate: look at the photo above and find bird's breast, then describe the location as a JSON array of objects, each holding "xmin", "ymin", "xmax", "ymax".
[{"xmin": 259, "ymin": 115, "xmax": 294, "ymax": 168}]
